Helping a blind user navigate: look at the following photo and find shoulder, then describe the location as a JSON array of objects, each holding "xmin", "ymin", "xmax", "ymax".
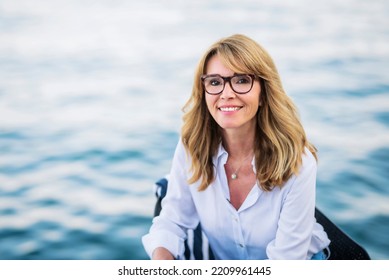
[
  {"xmin": 301, "ymin": 147, "xmax": 317, "ymax": 172},
  {"xmin": 280, "ymin": 147, "xmax": 317, "ymax": 194},
  {"xmin": 285, "ymin": 147, "xmax": 317, "ymax": 186},
  {"xmin": 173, "ymin": 137, "xmax": 191, "ymax": 164},
  {"xmin": 176, "ymin": 137, "xmax": 189, "ymax": 155},
  {"xmin": 176, "ymin": 137, "xmax": 185, "ymax": 152}
]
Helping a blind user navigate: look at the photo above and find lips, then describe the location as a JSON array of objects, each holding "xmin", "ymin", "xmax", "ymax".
[{"xmin": 218, "ymin": 106, "xmax": 243, "ymax": 112}]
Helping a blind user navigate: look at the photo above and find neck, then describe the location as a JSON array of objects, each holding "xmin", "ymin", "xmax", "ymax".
[{"xmin": 222, "ymin": 127, "xmax": 255, "ymax": 160}]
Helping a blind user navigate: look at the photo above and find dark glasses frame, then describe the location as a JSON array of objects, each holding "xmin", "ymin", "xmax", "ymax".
[{"xmin": 201, "ymin": 74, "xmax": 257, "ymax": 95}]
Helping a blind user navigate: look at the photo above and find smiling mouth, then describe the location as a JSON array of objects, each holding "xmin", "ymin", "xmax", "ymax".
[{"xmin": 218, "ymin": 106, "xmax": 242, "ymax": 112}]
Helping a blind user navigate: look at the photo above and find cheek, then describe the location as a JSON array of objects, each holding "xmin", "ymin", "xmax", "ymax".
[
  {"xmin": 249, "ymin": 87, "xmax": 261, "ymax": 106},
  {"xmin": 205, "ymin": 95, "xmax": 217, "ymax": 111},
  {"xmin": 246, "ymin": 95, "xmax": 261, "ymax": 116},
  {"xmin": 249, "ymin": 103, "xmax": 260, "ymax": 116},
  {"xmin": 252, "ymin": 82, "xmax": 262, "ymax": 105}
]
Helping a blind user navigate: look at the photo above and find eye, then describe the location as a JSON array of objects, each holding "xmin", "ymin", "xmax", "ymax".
[
  {"xmin": 206, "ymin": 77, "xmax": 222, "ymax": 87},
  {"xmin": 234, "ymin": 75, "xmax": 251, "ymax": 84}
]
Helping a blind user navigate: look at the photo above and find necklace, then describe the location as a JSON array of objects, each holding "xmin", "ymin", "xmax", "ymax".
[{"xmin": 229, "ymin": 154, "xmax": 253, "ymax": 180}]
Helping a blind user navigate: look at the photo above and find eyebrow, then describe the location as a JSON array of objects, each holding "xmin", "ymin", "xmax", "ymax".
[{"xmin": 203, "ymin": 73, "xmax": 245, "ymax": 77}]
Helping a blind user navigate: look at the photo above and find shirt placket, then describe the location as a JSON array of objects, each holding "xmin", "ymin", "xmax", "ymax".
[{"xmin": 229, "ymin": 208, "xmax": 248, "ymax": 259}]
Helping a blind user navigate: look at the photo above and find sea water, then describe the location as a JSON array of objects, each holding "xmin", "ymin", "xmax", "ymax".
[{"xmin": 0, "ymin": 0, "xmax": 388, "ymax": 259}]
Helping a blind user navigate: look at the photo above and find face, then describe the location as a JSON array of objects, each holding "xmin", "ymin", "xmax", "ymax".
[{"xmin": 204, "ymin": 55, "xmax": 261, "ymax": 134}]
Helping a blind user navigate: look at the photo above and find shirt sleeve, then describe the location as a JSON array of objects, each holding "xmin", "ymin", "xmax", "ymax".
[
  {"xmin": 266, "ymin": 149, "xmax": 318, "ymax": 259},
  {"xmin": 142, "ymin": 139, "xmax": 200, "ymax": 259}
]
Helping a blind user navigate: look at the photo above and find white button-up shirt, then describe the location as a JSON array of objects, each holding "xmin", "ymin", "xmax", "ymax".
[{"xmin": 142, "ymin": 139, "xmax": 330, "ymax": 259}]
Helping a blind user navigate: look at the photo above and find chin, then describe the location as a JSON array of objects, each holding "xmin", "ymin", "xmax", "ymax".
[{"xmin": 218, "ymin": 123, "xmax": 241, "ymax": 130}]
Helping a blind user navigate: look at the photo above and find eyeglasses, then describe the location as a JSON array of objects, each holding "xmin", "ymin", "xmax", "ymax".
[{"xmin": 201, "ymin": 74, "xmax": 256, "ymax": 95}]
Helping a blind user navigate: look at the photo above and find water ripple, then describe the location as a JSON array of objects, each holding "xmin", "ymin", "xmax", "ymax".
[{"xmin": 0, "ymin": 0, "xmax": 388, "ymax": 260}]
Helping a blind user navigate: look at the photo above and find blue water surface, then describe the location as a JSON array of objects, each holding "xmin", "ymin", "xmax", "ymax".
[{"xmin": 0, "ymin": 0, "xmax": 388, "ymax": 259}]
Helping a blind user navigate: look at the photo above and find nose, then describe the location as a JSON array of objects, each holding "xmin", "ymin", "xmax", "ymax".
[{"xmin": 220, "ymin": 81, "xmax": 236, "ymax": 99}]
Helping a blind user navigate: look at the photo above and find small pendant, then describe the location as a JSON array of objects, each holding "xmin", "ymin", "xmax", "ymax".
[{"xmin": 231, "ymin": 173, "xmax": 237, "ymax": 180}]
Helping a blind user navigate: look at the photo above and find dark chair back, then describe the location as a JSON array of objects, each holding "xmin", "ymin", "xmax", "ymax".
[{"xmin": 314, "ymin": 208, "xmax": 370, "ymax": 260}]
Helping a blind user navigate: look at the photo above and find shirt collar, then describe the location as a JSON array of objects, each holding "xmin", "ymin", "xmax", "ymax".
[
  {"xmin": 213, "ymin": 142, "xmax": 256, "ymax": 173},
  {"xmin": 213, "ymin": 142, "xmax": 228, "ymax": 167}
]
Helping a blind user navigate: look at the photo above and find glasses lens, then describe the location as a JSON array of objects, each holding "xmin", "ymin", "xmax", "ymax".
[
  {"xmin": 231, "ymin": 75, "xmax": 253, "ymax": 93},
  {"xmin": 203, "ymin": 76, "xmax": 224, "ymax": 94}
]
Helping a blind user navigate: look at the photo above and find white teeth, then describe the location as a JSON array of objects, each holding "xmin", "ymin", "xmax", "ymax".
[{"xmin": 219, "ymin": 107, "xmax": 240, "ymax": 112}]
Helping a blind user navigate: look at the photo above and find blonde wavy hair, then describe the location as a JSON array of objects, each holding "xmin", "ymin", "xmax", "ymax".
[{"xmin": 181, "ymin": 34, "xmax": 317, "ymax": 191}]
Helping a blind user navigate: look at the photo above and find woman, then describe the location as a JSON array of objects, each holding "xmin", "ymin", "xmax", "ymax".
[{"xmin": 142, "ymin": 34, "xmax": 330, "ymax": 260}]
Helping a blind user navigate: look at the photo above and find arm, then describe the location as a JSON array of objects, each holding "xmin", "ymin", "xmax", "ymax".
[
  {"xmin": 152, "ymin": 247, "xmax": 175, "ymax": 260},
  {"xmin": 142, "ymin": 139, "xmax": 200, "ymax": 259},
  {"xmin": 266, "ymin": 149, "xmax": 317, "ymax": 259}
]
